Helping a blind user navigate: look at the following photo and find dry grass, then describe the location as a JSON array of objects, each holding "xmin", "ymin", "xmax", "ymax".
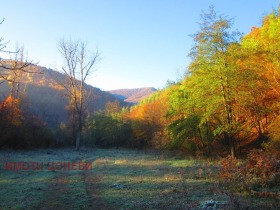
[{"xmin": 0, "ymin": 148, "xmax": 278, "ymax": 209}]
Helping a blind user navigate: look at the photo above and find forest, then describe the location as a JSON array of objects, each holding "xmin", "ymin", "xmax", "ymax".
[
  {"xmin": 0, "ymin": 6, "xmax": 279, "ymax": 209},
  {"xmin": 1, "ymin": 8, "xmax": 279, "ymax": 155},
  {"xmin": 87, "ymin": 8, "xmax": 280, "ymax": 158}
]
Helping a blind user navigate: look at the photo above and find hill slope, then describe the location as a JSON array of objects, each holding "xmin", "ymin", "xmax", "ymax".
[
  {"xmin": 0, "ymin": 63, "xmax": 129, "ymax": 127},
  {"xmin": 108, "ymin": 87, "xmax": 157, "ymax": 103}
]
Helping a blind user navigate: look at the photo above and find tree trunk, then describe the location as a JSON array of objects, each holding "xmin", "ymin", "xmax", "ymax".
[
  {"xmin": 227, "ymin": 132, "xmax": 236, "ymax": 158},
  {"xmin": 76, "ymin": 111, "xmax": 82, "ymax": 151},
  {"xmin": 76, "ymin": 131, "xmax": 80, "ymax": 151}
]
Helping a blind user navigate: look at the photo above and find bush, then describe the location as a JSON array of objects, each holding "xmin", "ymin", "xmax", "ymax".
[
  {"xmin": 0, "ymin": 115, "xmax": 55, "ymax": 149},
  {"xmin": 219, "ymin": 149, "xmax": 280, "ymax": 192},
  {"xmin": 265, "ymin": 114, "xmax": 280, "ymax": 158}
]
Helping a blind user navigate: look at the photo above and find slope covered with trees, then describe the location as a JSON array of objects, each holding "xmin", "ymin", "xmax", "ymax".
[
  {"xmin": 108, "ymin": 87, "xmax": 157, "ymax": 103},
  {"xmin": 89, "ymin": 8, "xmax": 280, "ymax": 159},
  {"xmin": 0, "ymin": 64, "xmax": 129, "ymax": 123},
  {"xmin": 0, "ymin": 7, "xmax": 279, "ymax": 156},
  {"xmin": 0, "ymin": 6, "xmax": 279, "ymax": 208},
  {"xmin": 0, "ymin": 63, "xmax": 130, "ymax": 148}
]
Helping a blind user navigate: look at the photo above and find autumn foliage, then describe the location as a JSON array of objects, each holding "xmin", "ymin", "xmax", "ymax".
[
  {"xmin": 0, "ymin": 95, "xmax": 55, "ymax": 149},
  {"xmin": 0, "ymin": 8, "xmax": 279, "ymax": 158},
  {"xmin": 0, "ymin": 96, "xmax": 22, "ymax": 126},
  {"xmin": 89, "ymin": 8, "xmax": 279, "ymax": 157},
  {"xmin": 219, "ymin": 149, "xmax": 280, "ymax": 192}
]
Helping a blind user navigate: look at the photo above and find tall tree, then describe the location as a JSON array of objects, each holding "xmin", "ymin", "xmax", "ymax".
[
  {"xmin": 188, "ymin": 6, "xmax": 243, "ymax": 157},
  {"xmin": 58, "ymin": 39, "xmax": 99, "ymax": 151},
  {"xmin": 241, "ymin": 9, "xmax": 280, "ymax": 150}
]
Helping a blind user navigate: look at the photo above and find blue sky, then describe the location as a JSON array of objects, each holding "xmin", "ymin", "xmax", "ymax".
[{"xmin": 0, "ymin": 0, "xmax": 278, "ymax": 90}]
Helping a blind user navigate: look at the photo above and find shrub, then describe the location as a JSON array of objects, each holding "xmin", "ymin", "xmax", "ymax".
[{"xmin": 219, "ymin": 149, "xmax": 280, "ymax": 192}]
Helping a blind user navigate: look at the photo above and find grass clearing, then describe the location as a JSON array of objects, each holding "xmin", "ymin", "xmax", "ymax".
[{"xmin": 0, "ymin": 148, "xmax": 279, "ymax": 209}]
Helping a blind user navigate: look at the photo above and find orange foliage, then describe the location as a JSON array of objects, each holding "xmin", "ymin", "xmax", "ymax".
[
  {"xmin": 220, "ymin": 150, "xmax": 279, "ymax": 191},
  {"xmin": 125, "ymin": 90, "xmax": 171, "ymax": 147},
  {"xmin": 0, "ymin": 96, "xmax": 22, "ymax": 126},
  {"xmin": 247, "ymin": 26, "xmax": 261, "ymax": 40},
  {"xmin": 239, "ymin": 11, "xmax": 280, "ymax": 138}
]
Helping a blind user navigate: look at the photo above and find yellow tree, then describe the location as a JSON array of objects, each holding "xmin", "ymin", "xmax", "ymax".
[
  {"xmin": 241, "ymin": 10, "xmax": 280, "ymax": 150},
  {"xmin": 127, "ymin": 91, "xmax": 169, "ymax": 148},
  {"xmin": 0, "ymin": 95, "xmax": 22, "ymax": 126}
]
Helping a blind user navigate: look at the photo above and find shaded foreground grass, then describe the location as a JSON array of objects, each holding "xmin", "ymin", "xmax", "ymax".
[{"xmin": 0, "ymin": 148, "xmax": 279, "ymax": 209}]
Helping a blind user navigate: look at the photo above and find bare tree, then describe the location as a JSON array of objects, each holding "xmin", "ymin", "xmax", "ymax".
[
  {"xmin": 58, "ymin": 39, "xmax": 99, "ymax": 151},
  {"xmin": 0, "ymin": 19, "xmax": 35, "ymax": 85},
  {"xmin": 6, "ymin": 46, "xmax": 28, "ymax": 98}
]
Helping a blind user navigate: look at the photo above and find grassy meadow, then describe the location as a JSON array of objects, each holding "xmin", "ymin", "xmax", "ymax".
[{"xmin": 0, "ymin": 148, "xmax": 279, "ymax": 209}]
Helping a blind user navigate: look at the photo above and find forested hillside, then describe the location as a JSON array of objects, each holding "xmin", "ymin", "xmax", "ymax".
[
  {"xmin": 0, "ymin": 5, "xmax": 279, "ymax": 208},
  {"xmin": 0, "ymin": 8, "xmax": 279, "ymax": 154},
  {"xmin": 0, "ymin": 64, "xmax": 129, "ymax": 125},
  {"xmin": 0, "ymin": 63, "xmax": 131, "ymax": 148},
  {"xmin": 108, "ymin": 87, "xmax": 157, "ymax": 103},
  {"xmin": 92, "ymin": 8, "xmax": 280, "ymax": 158}
]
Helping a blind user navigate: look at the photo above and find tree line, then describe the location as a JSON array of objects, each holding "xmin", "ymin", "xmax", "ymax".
[
  {"xmin": 0, "ymin": 18, "xmax": 99, "ymax": 150},
  {"xmin": 0, "ymin": 8, "xmax": 279, "ymax": 158},
  {"xmin": 85, "ymin": 7, "xmax": 279, "ymax": 158}
]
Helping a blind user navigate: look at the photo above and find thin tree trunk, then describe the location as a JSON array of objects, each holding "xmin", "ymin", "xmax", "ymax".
[
  {"xmin": 76, "ymin": 111, "xmax": 82, "ymax": 151},
  {"xmin": 76, "ymin": 131, "xmax": 80, "ymax": 151},
  {"xmin": 229, "ymin": 134, "xmax": 236, "ymax": 158}
]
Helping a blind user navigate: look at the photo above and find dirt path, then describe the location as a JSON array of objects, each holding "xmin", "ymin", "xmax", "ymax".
[
  {"xmin": 83, "ymin": 171, "xmax": 113, "ymax": 210},
  {"xmin": 35, "ymin": 162, "xmax": 112, "ymax": 209},
  {"xmin": 36, "ymin": 172, "xmax": 72, "ymax": 210}
]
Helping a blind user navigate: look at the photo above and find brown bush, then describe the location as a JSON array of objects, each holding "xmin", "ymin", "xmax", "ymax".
[{"xmin": 219, "ymin": 149, "xmax": 280, "ymax": 192}]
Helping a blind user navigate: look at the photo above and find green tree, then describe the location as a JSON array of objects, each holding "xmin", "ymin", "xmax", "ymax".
[
  {"xmin": 167, "ymin": 83, "xmax": 214, "ymax": 155},
  {"xmin": 187, "ymin": 6, "xmax": 244, "ymax": 157},
  {"xmin": 90, "ymin": 102, "xmax": 133, "ymax": 148}
]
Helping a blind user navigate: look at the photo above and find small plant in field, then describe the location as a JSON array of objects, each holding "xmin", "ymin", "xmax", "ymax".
[
  {"xmin": 219, "ymin": 156, "xmax": 243, "ymax": 184},
  {"xmin": 198, "ymin": 168, "xmax": 204, "ymax": 178},
  {"xmin": 219, "ymin": 149, "xmax": 280, "ymax": 193},
  {"xmin": 177, "ymin": 167, "xmax": 186, "ymax": 179}
]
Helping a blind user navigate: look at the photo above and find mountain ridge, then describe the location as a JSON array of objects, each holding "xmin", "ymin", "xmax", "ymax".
[
  {"xmin": 0, "ymin": 63, "xmax": 130, "ymax": 126},
  {"xmin": 108, "ymin": 87, "xmax": 157, "ymax": 104},
  {"xmin": 0, "ymin": 62, "xmax": 157, "ymax": 126}
]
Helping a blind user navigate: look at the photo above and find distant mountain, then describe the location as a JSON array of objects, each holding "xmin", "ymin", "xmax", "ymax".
[
  {"xmin": 0, "ymin": 63, "xmax": 129, "ymax": 127},
  {"xmin": 108, "ymin": 87, "xmax": 157, "ymax": 104}
]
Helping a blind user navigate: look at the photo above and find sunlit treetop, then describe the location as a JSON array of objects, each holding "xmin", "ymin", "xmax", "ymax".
[{"xmin": 242, "ymin": 9, "xmax": 280, "ymax": 51}]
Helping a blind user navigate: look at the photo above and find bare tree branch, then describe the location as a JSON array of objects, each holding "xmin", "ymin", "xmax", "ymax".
[
  {"xmin": 57, "ymin": 38, "xmax": 100, "ymax": 151},
  {"xmin": 0, "ymin": 19, "xmax": 39, "ymax": 84}
]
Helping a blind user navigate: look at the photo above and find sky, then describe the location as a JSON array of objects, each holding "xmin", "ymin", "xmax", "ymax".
[{"xmin": 0, "ymin": 0, "xmax": 279, "ymax": 90}]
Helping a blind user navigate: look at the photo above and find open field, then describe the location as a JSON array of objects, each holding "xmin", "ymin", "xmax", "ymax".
[{"xmin": 0, "ymin": 148, "xmax": 279, "ymax": 209}]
